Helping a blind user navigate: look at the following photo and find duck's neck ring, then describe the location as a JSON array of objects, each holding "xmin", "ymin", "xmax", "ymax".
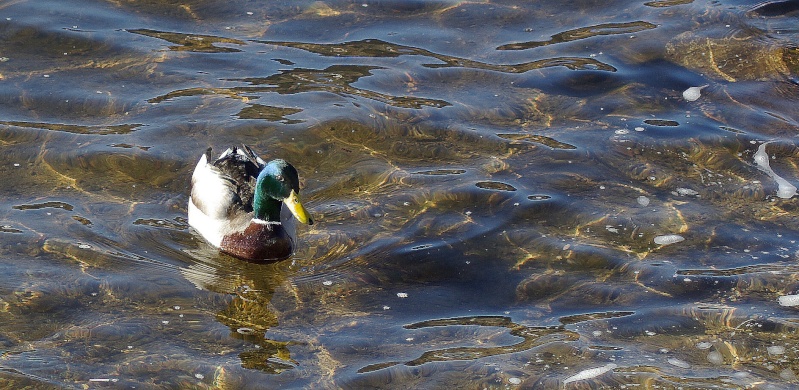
[{"xmin": 252, "ymin": 218, "xmax": 281, "ymax": 225}]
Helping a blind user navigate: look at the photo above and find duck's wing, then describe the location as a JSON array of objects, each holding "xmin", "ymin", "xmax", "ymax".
[
  {"xmin": 191, "ymin": 146, "xmax": 265, "ymax": 219},
  {"xmin": 212, "ymin": 146, "xmax": 266, "ymax": 212}
]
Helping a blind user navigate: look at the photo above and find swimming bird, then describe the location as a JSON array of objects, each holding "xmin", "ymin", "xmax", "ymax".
[{"xmin": 188, "ymin": 146, "xmax": 313, "ymax": 261}]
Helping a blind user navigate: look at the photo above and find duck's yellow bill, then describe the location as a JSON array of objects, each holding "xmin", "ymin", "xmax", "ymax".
[{"xmin": 284, "ymin": 190, "xmax": 313, "ymax": 225}]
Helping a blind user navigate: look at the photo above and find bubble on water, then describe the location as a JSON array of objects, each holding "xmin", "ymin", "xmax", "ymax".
[
  {"xmin": 778, "ymin": 294, "xmax": 799, "ymax": 306},
  {"xmin": 397, "ymin": 292, "xmax": 408, "ymax": 298},
  {"xmin": 667, "ymin": 358, "xmax": 690, "ymax": 369},
  {"xmin": 563, "ymin": 363, "xmax": 617, "ymax": 384},
  {"xmin": 78, "ymin": 243, "xmax": 92, "ymax": 249},
  {"xmin": 754, "ymin": 142, "xmax": 797, "ymax": 199},
  {"xmin": 674, "ymin": 187, "xmax": 699, "ymax": 196},
  {"xmin": 654, "ymin": 234, "xmax": 684, "ymax": 245},
  {"xmin": 781, "ymin": 368, "xmax": 798, "ymax": 381},
  {"xmin": 767, "ymin": 345, "xmax": 786, "ymax": 355},
  {"xmin": 236, "ymin": 327, "xmax": 256, "ymax": 335},
  {"xmin": 682, "ymin": 85, "xmax": 708, "ymax": 101},
  {"xmin": 696, "ymin": 342, "xmax": 712, "ymax": 350},
  {"xmin": 508, "ymin": 377, "xmax": 521, "ymax": 385},
  {"xmin": 323, "ymin": 280, "xmax": 333, "ymax": 286},
  {"xmin": 637, "ymin": 196, "xmax": 650, "ymax": 206},
  {"xmin": 195, "ymin": 373, "xmax": 205, "ymax": 379},
  {"xmin": 707, "ymin": 351, "xmax": 724, "ymax": 365}
]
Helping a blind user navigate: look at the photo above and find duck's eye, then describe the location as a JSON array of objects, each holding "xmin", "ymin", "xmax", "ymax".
[{"xmin": 276, "ymin": 174, "xmax": 284, "ymax": 182}]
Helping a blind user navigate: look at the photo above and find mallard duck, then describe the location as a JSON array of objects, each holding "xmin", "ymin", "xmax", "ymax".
[{"xmin": 188, "ymin": 145, "xmax": 313, "ymax": 261}]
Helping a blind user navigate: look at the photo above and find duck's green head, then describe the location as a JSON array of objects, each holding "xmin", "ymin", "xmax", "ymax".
[{"xmin": 253, "ymin": 159, "xmax": 313, "ymax": 225}]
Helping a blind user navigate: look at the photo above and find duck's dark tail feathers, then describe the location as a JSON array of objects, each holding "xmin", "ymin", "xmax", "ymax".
[{"xmin": 240, "ymin": 145, "xmax": 261, "ymax": 165}]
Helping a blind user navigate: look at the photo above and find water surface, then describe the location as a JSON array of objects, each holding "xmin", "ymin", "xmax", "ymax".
[{"xmin": 1, "ymin": 0, "xmax": 799, "ymax": 388}]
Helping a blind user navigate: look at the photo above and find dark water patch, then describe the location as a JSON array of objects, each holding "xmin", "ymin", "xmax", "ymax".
[
  {"xmin": 497, "ymin": 133, "xmax": 577, "ymax": 149},
  {"xmin": 644, "ymin": 0, "xmax": 694, "ymax": 7},
  {"xmin": 475, "ymin": 181, "xmax": 517, "ymax": 191},
  {"xmin": 127, "ymin": 29, "xmax": 246, "ymax": 53},
  {"xmin": 236, "ymin": 104, "xmax": 303, "ymax": 123},
  {"xmin": 13, "ymin": 201, "xmax": 74, "ymax": 211},
  {"xmin": 0, "ymin": 225, "xmax": 23, "ymax": 233},
  {"xmin": 412, "ymin": 169, "xmax": 466, "ymax": 175},
  {"xmin": 148, "ymin": 65, "xmax": 452, "ymax": 109},
  {"xmin": 146, "ymin": 87, "xmax": 235, "ymax": 103},
  {"xmin": 231, "ymin": 65, "xmax": 384, "ymax": 90},
  {"xmin": 355, "ymin": 0, "xmax": 468, "ymax": 14},
  {"xmin": 109, "ymin": 143, "xmax": 151, "ymax": 151},
  {"xmin": 516, "ymin": 70, "xmax": 625, "ymax": 98},
  {"xmin": 256, "ymin": 39, "xmax": 418, "ymax": 59},
  {"xmin": 497, "ymin": 21, "xmax": 658, "ymax": 50},
  {"xmin": 260, "ymin": 38, "xmax": 617, "ymax": 73},
  {"xmin": 644, "ymin": 119, "xmax": 681, "ymax": 127},
  {"xmin": 405, "ymin": 316, "xmax": 512, "ymax": 329},
  {"xmin": 0, "ymin": 22, "xmax": 128, "ymax": 75},
  {"xmin": 71, "ymin": 215, "xmax": 92, "ymax": 226},
  {"xmin": 0, "ymin": 121, "xmax": 141, "ymax": 135},
  {"xmin": 749, "ymin": 0, "xmax": 799, "ymax": 17}
]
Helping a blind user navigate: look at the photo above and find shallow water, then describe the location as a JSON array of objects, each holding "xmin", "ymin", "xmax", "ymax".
[{"xmin": 1, "ymin": 0, "xmax": 799, "ymax": 388}]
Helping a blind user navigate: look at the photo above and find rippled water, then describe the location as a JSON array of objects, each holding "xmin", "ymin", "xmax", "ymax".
[{"xmin": 1, "ymin": 0, "xmax": 798, "ymax": 388}]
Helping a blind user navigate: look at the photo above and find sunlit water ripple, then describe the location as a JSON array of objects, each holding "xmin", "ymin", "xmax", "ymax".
[{"xmin": 1, "ymin": 0, "xmax": 798, "ymax": 388}]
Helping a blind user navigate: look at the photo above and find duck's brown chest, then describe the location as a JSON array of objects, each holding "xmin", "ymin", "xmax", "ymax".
[{"xmin": 220, "ymin": 222, "xmax": 293, "ymax": 261}]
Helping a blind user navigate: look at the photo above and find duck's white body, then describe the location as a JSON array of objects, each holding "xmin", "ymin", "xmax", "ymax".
[{"xmin": 188, "ymin": 148, "xmax": 264, "ymax": 247}]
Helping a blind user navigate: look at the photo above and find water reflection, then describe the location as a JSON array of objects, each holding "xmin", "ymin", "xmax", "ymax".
[
  {"xmin": 182, "ymin": 250, "xmax": 296, "ymax": 373},
  {"xmin": 497, "ymin": 21, "xmax": 658, "ymax": 50},
  {"xmin": 358, "ymin": 316, "xmax": 579, "ymax": 373},
  {"xmin": 128, "ymin": 29, "xmax": 247, "ymax": 53},
  {"xmin": 148, "ymin": 64, "xmax": 451, "ymax": 109},
  {"xmin": 260, "ymin": 38, "xmax": 617, "ymax": 72}
]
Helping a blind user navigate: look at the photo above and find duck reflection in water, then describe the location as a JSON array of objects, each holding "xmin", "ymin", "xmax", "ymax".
[{"xmin": 182, "ymin": 245, "xmax": 297, "ymax": 373}]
